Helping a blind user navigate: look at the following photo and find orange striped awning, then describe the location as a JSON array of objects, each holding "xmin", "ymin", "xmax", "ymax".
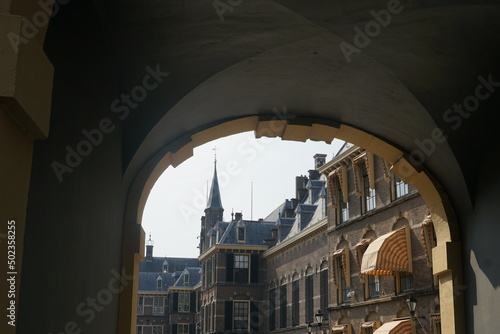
[
  {"xmin": 360, "ymin": 228, "xmax": 410, "ymax": 276},
  {"xmin": 373, "ymin": 320, "xmax": 412, "ymax": 334}
]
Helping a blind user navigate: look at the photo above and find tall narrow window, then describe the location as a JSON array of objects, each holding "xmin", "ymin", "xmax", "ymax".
[
  {"xmin": 320, "ymin": 268, "xmax": 329, "ymax": 319},
  {"xmin": 234, "ymin": 254, "xmax": 249, "ymax": 284},
  {"xmin": 363, "ymin": 166, "xmax": 376, "ymax": 212},
  {"xmin": 237, "ymin": 227, "xmax": 246, "ymax": 242},
  {"xmin": 395, "ymin": 175, "xmax": 408, "ymax": 198},
  {"xmin": 399, "ymin": 272, "xmax": 414, "ymax": 292},
  {"xmin": 184, "ymin": 273, "xmax": 190, "ymax": 285},
  {"xmin": 292, "ymin": 279, "xmax": 299, "ymax": 326},
  {"xmin": 234, "ymin": 301, "xmax": 249, "ymax": 330},
  {"xmin": 137, "ymin": 295, "xmax": 144, "ymax": 315},
  {"xmin": 156, "ymin": 276, "xmax": 163, "ymax": 290},
  {"xmin": 367, "ymin": 275, "xmax": 380, "ymax": 298},
  {"xmin": 153, "ymin": 296, "xmax": 164, "ymax": 315},
  {"xmin": 305, "ymin": 274, "xmax": 314, "ymax": 322},
  {"xmin": 207, "ymin": 258, "xmax": 213, "ymax": 287},
  {"xmin": 178, "ymin": 292, "xmax": 190, "ymax": 312},
  {"xmin": 338, "ymin": 257, "xmax": 350, "ymax": 303},
  {"xmin": 280, "ymin": 284, "xmax": 287, "ymax": 328},
  {"xmin": 337, "ymin": 177, "xmax": 349, "ymax": 224},
  {"xmin": 137, "ymin": 325, "xmax": 143, "ymax": 334},
  {"xmin": 269, "ymin": 288, "xmax": 276, "ymax": 331}
]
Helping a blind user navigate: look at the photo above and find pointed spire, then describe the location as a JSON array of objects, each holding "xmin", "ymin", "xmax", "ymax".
[{"xmin": 206, "ymin": 155, "xmax": 223, "ymax": 209}]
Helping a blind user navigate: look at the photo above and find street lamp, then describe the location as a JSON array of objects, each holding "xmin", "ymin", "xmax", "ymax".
[
  {"xmin": 406, "ymin": 294, "xmax": 417, "ymax": 319},
  {"xmin": 307, "ymin": 322, "xmax": 313, "ymax": 333},
  {"xmin": 315, "ymin": 309, "xmax": 324, "ymax": 326}
]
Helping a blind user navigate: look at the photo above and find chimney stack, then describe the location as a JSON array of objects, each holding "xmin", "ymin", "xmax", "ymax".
[
  {"xmin": 314, "ymin": 153, "xmax": 327, "ymax": 169},
  {"xmin": 235, "ymin": 212, "xmax": 243, "ymax": 221}
]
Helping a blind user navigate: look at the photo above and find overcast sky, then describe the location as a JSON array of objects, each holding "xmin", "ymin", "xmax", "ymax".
[{"xmin": 142, "ymin": 131, "xmax": 345, "ymax": 258}]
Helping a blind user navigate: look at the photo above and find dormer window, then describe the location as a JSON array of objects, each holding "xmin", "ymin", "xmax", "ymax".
[
  {"xmin": 237, "ymin": 227, "xmax": 245, "ymax": 242},
  {"xmin": 156, "ymin": 276, "xmax": 162, "ymax": 290},
  {"xmin": 163, "ymin": 263, "xmax": 168, "ymax": 273},
  {"xmin": 184, "ymin": 273, "xmax": 190, "ymax": 284}
]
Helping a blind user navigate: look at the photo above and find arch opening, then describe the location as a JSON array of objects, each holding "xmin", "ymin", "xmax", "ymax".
[{"xmin": 119, "ymin": 116, "xmax": 464, "ymax": 334}]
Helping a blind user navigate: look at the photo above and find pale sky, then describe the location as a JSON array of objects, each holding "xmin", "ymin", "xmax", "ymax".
[{"xmin": 142, "ymin": 131, "xmax": 344, "ymax": 258}]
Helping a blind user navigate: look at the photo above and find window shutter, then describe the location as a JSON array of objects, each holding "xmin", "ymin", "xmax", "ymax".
[
  {"xmin": 250, "ymin": 301, "xmax": 259, "ymax": 332},
  {"xmin": 173, "ymin": 292, "xmax": 179, "ymax": 313},
  {"xmin": 250, "ymin": 254, "xmax": 259, "ymax": 284},
  {"xmin": 189, "ymin": 323, "xmax": 195, "ymax": 334},
  {"xmin": 225, "ymin": 301, "xmax": 233, "ymax": 330},
  {"xmin": 226, "ymin": 253, "xmax": 234, "ymax": 283},
  {"xmin": 172, "ymin": 324, "xmax": 177, "ymax": 334},
  {"xmin": 190, "ymin": 292, "xmax": 196, "ymax": 313}
]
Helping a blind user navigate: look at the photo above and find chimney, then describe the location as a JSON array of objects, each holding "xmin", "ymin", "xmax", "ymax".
[
  {"xmin": 308, "ymin": 169, "xmax": 320, "ymax": 180},
  {"xmin": 314, "ymin": 153, "xmax": 327, "ymax": 169},
  {"xmin": 295, "ymin": 175, "xmax": 308, "ymax": 202},
  {"xmin": 145, "ymin": 233, "xmax": 154, "ymax": 261},
  {"xmin": 235, "ymin": 212, "xmax": 243, "ymax": 221}
]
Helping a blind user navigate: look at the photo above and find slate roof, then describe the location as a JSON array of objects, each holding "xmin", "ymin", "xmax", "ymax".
[
  {"xmin": 206, "ymin": 162, "xmax": 223, "ymax": 209},
  {"xmin": 218, "ymin": 220, "xmax": 276, "ymax": 246},
  {"xmin": 335, "ymin": 141, "xmax": 355, "ymax": 157},
  {"xmin": 138, "ymin": 272, "xmax": 173, "ymax": 292},
  {"xmin": 139, "ymin": 256, "xmax": 200, "ymax": 273},
  {"xmin": 172, "ymin": 267, "xmax": 202, "ymax": 288},
  {"xmin": 275, "ymin": 177, "xmax": 327, "ymax": 242}
]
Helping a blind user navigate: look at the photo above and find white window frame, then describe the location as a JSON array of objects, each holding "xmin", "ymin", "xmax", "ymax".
[
  {"xmin": 153, "ymin": 296, "xmax": 164, "ymax": 315},
  {"xmin": 137, "ymin": 325, "xmax": 143, "ymax": 334},
  {"xmin": 178, "ymin": 323, "xmax": 190, "ymax": 334},
  {"xmin": 137, "ymin": 295, "xmax": 144, "ymax": 315},
  {"xmin": 234, "ymin": 254, "xmax": 250, "ymax": 283},
  {"xmin": 395, "ymin": 175, "xmax": 409, "ymax": 198},
  {"xmin": 233, "ymin": 300, "xmax": 250, "ymax": 331},
  {"xmin": 178, "ymin": 292, "xmax": 190, "ymax": 313},
  {"xmin": 366, "ymin": 275, "xmax": 380, "ymax": 299}
]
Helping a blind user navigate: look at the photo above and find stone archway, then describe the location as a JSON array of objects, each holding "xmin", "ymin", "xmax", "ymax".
[{"xmin": 119, "ymin": 116, "xmax": 463, "ymax": 333}]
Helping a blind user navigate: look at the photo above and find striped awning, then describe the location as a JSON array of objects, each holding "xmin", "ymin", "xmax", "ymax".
[
  {"xmin": 373, "ymin": 320, "xmax": 412, "ymax": 334},
  {"xmin": 331, "ymin": 324, "xmax": 348, "ymax": 333},
  {"xmin": 360, "ymin": 228, "xmax": 410, "ymax": 276}
]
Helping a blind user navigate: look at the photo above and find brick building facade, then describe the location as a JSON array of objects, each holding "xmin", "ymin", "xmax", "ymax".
[{"xmin": 145, "ymin": 143, "xmax": 440, "ymax": 334}]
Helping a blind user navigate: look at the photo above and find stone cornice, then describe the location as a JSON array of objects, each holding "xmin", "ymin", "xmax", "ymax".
[
  {"xmin": 263, "ymin": 218, "xmax": 327, "ymax": 259},
  {"xmin": 198, "ymin": 244, "xmax": 269, "ymax": 261}
]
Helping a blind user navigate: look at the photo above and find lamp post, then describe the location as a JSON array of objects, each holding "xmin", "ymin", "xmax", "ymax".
[
  {"xmin": 306, "ymin": 310, "xmax": 325, "ymax": 333},
  {"xmin": 406, "ymin": 294, "xmax": 417, "ymax": 320}
]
